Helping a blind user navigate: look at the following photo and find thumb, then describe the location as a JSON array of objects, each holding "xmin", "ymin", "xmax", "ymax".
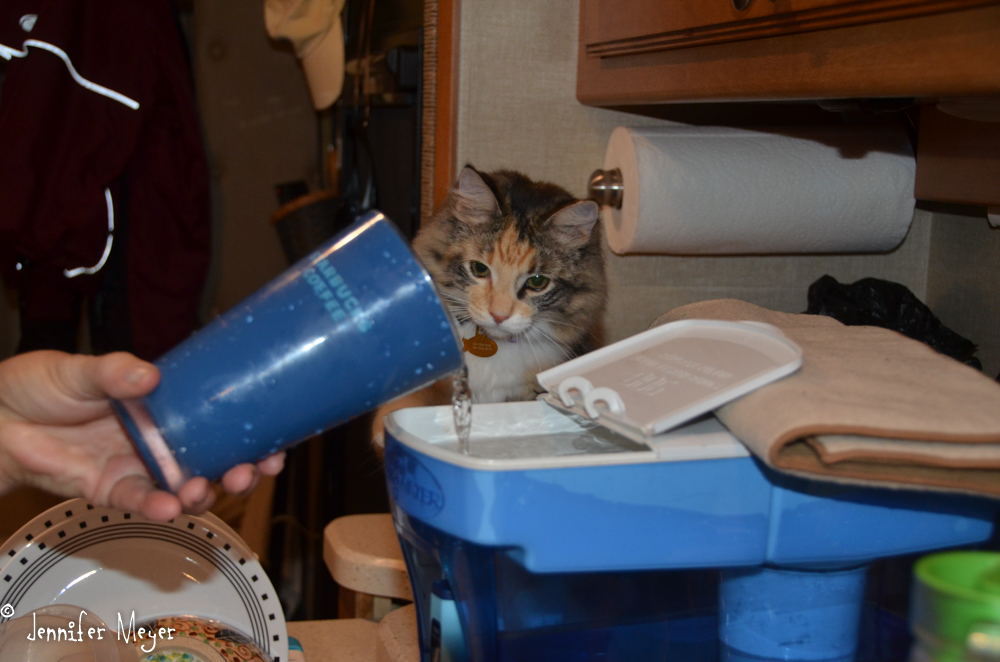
[{"xmin": 60, "ymin": 352, "xmax": 161, "ymax": 402}]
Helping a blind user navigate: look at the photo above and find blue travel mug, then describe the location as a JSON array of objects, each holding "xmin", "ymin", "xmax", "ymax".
[{"xmin": 113, "ymin": 212, "xmax": 462, "ymax": 491}]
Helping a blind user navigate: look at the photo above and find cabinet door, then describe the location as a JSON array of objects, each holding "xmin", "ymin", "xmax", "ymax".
[
  {"xmin": 583, "ymin": 0, "xmax": 997, "ymax": 56},
  {"xmin": 578, "ymin": 1, "xmax": 1000, "ymax": 105}
]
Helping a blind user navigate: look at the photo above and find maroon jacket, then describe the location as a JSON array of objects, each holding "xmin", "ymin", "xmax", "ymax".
[{"xmin": 0, "ymin": 0, "xmax": 211, "ymax": 359}]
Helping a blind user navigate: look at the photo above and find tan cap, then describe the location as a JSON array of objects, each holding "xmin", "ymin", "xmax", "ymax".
[{"xmin": 265, "ymin": 0, "xmax": 347, "ymax": 110}]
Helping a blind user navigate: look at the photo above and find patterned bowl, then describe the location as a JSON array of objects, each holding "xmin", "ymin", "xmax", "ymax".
[{"xmin": 132, "ymin": 616, "xmax": 272, "ymax": 662}]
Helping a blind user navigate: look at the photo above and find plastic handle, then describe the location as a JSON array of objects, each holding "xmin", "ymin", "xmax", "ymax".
[
  {"xmin": 558, "ymin": 376, "xmax": 594, "ymax": 407},
  {"xmin": 584, "ymin": 387, "xmax": 626, "ymax": 419}
]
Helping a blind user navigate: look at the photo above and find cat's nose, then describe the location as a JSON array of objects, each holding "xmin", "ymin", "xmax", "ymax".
[{"xmin": 491, "ymin": 311, "xmax": 510, "ymax": 325}]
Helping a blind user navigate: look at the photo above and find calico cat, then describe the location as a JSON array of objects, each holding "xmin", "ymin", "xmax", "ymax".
[{"xmin": 372, "ymin": 166, "xmax": 607, "ymax": 446}]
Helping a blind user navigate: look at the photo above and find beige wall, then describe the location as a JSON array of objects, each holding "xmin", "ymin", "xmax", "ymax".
[
  {"xmin": 455, "ymin": 0, "xmax": 932, "ymax": 343},
  {"xmin": 193, "ymin": 0, "xmax": 319, "ymax": 316},
  {"xmin": 597, "ymin": 213, "xmax": 932, "ymax": 343},
  {"xmin": 926, "ymin": 213, "xmax": 1000, "ymax": 377}
]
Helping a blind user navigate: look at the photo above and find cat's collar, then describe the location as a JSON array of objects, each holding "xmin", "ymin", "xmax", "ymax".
[
  {"xmin": 462, "ymin": 327, "xmax": 498, "ymax": 357},
  {"xmin": 462, "ymin": 326, "xmax": 523, "ymax": 357}
]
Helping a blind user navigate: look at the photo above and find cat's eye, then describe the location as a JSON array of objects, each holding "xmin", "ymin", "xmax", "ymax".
[
  {"xmin": 524, "ymin": 274, "xmax": 550, "ymax": 292},
  {"xmin": 470, "ymin": 261, "xmax": 490, "ymax": 278}
]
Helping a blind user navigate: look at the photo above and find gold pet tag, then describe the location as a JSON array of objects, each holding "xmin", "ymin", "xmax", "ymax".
[{"xmin": 462, "ymin": 327, "xmax": 498, "ymax": 357}]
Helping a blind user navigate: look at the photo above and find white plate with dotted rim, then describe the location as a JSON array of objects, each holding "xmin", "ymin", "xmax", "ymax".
[{"xmin": 0, "ymin": 498, "xmax": 288, "ymax": 662}]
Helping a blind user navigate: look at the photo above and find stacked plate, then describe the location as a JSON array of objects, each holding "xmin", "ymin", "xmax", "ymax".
[{"xmin": 0, "ymin": 498, "xmax": 288, "ymax": 662}]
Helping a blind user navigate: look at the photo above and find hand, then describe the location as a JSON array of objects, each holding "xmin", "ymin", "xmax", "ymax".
[{"xmin": 0, "ymin": 351, "xmax": 285, "ymax": 522}]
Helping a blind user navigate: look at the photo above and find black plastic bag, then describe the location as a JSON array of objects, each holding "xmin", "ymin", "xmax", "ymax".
[{"xmin": 806, "ymin": 275, "xmax": 982, "ymax": 370}]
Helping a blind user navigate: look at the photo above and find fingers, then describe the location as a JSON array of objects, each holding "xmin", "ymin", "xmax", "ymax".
[
  {"xmin": 257, "ymin": 452, "xmax": 286, "ymax": 476},
  {"xmin": 99, "ymin": 453, "xmax": 217, "ymax": 520},
  {"xmin": 106, "ymin": 472, "xmax": 217, "ymax": 521},
  {"xmin": 139, "ymin": 491, "xmax": 185, "ymax": 522},
  {"xmin": 220, "ymin": 463, "xmax": 261, "ymax": 496},
  {"xmin": 177, "ymin": 476, "xmax": 216, "ymax": 514},
  {"xmin": 98, "ymin": 452, "xmax": 273, "ymax": 520},
  {"xmin": 102, "ymin": 471, "xmax": 180, "ymax": 522}
]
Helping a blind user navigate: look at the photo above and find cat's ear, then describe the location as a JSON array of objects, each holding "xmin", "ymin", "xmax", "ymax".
[
  {"xmin": 546, "ymin": 200, "xmax": 599, "ymax": 247},
  {"xmin": 452, "ymin": 167, "xmax": 500, "ymax": 223}
]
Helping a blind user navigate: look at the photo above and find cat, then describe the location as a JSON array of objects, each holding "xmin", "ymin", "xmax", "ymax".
[{"xmin": 371, "ymin": 165, "xmax": 607, "ymax": 448}]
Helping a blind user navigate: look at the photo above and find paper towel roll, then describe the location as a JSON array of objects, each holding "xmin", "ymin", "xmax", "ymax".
[{"xmin": 601, "ymin": 125, "xmax": 916, "ymax": 255}]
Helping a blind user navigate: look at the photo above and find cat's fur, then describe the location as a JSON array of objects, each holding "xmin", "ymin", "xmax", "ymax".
[{"xmin": 372, "ymin": 166, "xmax": 606, "ymax": 447}]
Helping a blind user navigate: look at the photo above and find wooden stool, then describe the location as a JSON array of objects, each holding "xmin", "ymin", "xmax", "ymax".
[
  {"xmin": 287, "ymin": 619, "xmax": 377, "ymax": 661},
  {"xmin": 375, "ymin": 604, "xmax": 420, "ymax": 662},
  {"xmin": 323, "ymin": 514, "xmax": 413, "ymax": 620}
]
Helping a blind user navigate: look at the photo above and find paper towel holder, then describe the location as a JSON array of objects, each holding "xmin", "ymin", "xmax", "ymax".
[{"xmin": 587, "ymin": 168, "xmax": 623, "ymax": 209}]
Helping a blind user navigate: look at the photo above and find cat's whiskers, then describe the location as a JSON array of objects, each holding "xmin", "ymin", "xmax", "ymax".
[
  {"xmin": 438, "ymin": 293, "xmax": 470, "ymax": 309},
  {"xmin": 531, "ymin": 323, "xmax": 575, "ymax": 359},
  {"xmin": 438, "ymin": 289, "xmax": 468, "ymax": 302},
  {"xmin": 521, "ymin": 327, "xmax": 545, "ymax": 372},
  {"xmin": 536, "ymin": 316, "xmax": 593, "ymax": 347},
  {"xmin": 538, "ymin": 316, "xmax": 588, "ymax": 333},
  {"xmin": 436, "ymin": 291, "xmax": 473, "ymax": 326}
]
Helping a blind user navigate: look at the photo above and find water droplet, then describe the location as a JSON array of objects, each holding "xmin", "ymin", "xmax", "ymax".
[
  {"xmin": 440, "ymin": 321, "xmax": 449, "ymax": 329},
  {"xmin": 245, "ymin": 315, "xmax": 254, "ymax": 323},
  {"xmin": 384, "ymin": 350, "xmax": 391, "ymax": 358},
  {"xmin": 288, "ymin": 304, "xmax": 295, "ymax": 311},
  {"xmin": 365, "ymin": 400, "xmax": 372, "ymax": 407},
  {"xmin": 243, "ymin": 437, "xmax": 251, "ymax": 444},
  {"xmin": 367, "ymin": 382, "xmax": 375, "ymax": 389},
  {"xmin": 382, "ymin": 250, "xmax": 391, "ymax": 259},
  {"xmin": 179, "ymin": 447, "xmax": 187, "ymax": 454},
  {"xmin": 244, "ymin": 422, "xmax": 253, "ymax": 431},
  {"xmin": 427, "ymin": 363, "xmax": 434, "ymax": 370},
  {"xmin": 440, "ymin": 351, "xmax": 447, "ymax": 357},
  {"xmin": 415, "ymin": 368, "xmax": 423, "ymax": 375},
  {"xmin": 414, "ymin": 340, "xmax": 420, "ymax": 347}
]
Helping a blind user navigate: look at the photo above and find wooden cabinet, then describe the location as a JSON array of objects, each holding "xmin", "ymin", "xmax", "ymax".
[
  {"xmin": 583, "ymin": 0, "xmax": 996, "ymax": 57},
  {"xmin": 577, "ymin": 1, "xmax": 1000, "ymax": 207},
  {"xmin": 915, "ymin": 106, "xmax": 1000, "ymax": 206},
  {"xmin": 577, "ymin": 1, "xmax": 1000, "ymax": 105}
]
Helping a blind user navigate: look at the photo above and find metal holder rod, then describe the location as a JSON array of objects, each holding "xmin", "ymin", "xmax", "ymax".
[{"xmin": 587, "ymin": 168, "xmax": 623, "ymax": 209}]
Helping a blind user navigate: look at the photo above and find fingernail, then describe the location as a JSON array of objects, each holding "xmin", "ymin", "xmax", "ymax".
[{"xmin": 125, "ymin": 365, "xmax": 151, "ymax": 385}]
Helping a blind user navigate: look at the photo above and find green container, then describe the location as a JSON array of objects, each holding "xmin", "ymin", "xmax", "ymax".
[{"xmin": 911, "ymin": 551, "xmax": 1000, "ymax": 662}]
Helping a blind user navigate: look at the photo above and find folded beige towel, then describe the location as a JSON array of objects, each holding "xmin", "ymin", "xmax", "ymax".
[{"xmin": 652, "ymin": 299, "xmax": 1000, "ymax": 498}]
